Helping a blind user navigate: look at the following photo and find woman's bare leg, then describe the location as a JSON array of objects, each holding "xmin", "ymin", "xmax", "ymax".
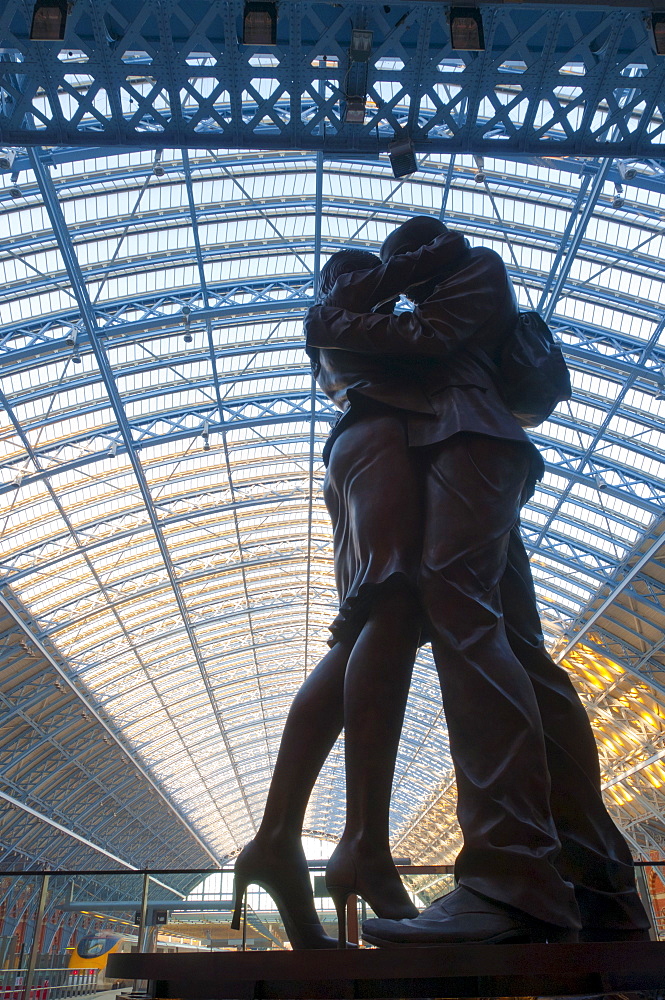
[
  {"xmin": 256, "ymin": 641, "xmax": 351, "ymax": 845},
  {"xmin": 327, "ymin": 584, "xmax": 421, "ymax": 922},
  {"xmin": 233, "ymin": 642, "xmax": 351, "ymax": 948}
]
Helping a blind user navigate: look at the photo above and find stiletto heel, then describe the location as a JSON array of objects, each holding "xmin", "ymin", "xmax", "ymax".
[
  {"xmin": 326, "ymin": 841, "xmax": 419, "ymax": 938},
  {"xmin": 232, "ymin": 839, "xmax": 338, "ymax": 950},
  {"xmin": 231, "ymin": 874, "xmax": 247, "ymax": 931},
  {"xmin": 328, "ymin": 888, "xmax": 348, "ymax": 949}
]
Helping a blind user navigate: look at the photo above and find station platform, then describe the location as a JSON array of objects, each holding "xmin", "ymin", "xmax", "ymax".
[{"xmin": 108, "ymin": 940, "xmax": 665, "ymax": 998}]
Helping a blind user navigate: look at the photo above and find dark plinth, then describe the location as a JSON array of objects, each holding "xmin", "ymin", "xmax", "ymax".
[{"xmin": 108, "ymin": 941, "xmax": 665, "ymax": 998}]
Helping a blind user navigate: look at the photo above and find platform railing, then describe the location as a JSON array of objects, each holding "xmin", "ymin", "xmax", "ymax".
[
  {"xmin": 0, "ymin": 859, "xmax": 662, "ymax": 982},
  {"xmin": 0, "ymin": 968, "xmax": 98, "ymax": 1000}
]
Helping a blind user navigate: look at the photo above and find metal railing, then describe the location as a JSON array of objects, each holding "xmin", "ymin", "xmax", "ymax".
[
  {"xmin": 0, "ymin": 861, "xmax": 662, "ymax": 965},
  {"xmin": 0, "ymin": 969, "xmax": 97, "ymax": 1000}
]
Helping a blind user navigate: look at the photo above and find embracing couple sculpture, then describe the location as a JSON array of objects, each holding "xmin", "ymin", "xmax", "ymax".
[{"xmin": 232, "ymin": 215, "xmax": 650, "ymax": 949}]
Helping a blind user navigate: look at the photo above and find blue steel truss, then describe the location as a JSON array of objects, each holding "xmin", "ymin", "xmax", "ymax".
[
  {"xmin": 0, "ymin": 2, "xmax": 665, "ymax": 157},
  {"xmin": 0, "ymin": 593, "xmax": 221, "ymax": 871}
]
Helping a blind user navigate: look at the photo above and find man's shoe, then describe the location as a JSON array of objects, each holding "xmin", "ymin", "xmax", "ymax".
[{"xmin": 362, "ymin": 886, "xmax": 579, "ymax": 947}]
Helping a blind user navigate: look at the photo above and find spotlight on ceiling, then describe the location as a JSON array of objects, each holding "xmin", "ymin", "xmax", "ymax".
[
  {"xmin": 652, "ymin": 13, "xmax": 665, "ymax": 55},
  {"xmin": 388, "ymin": 136, "xmax": 418, "ymax": 179},
  {"xmin": 242, "ymin": 2, "xmax": 277, "ymax": 46},
  {"xmin": 617, "ymin": 160, "xmax": 636, "ymax": 182},
  {"xmin": 182, "ymin": 304, "xmax": 193, "ymax": 343},
  {"xmin": 612, "ymin": 181, "xmax": 624, "ymax": 209},
  {"xmin": 9, "ymin": 172, "xmax": 22, "ymax": 198},
  {"xmin": 350, "ymin": 28, "xmax": 373, "ymax": 62},
  {"xmin": 344, "ymin": 96, "xmax": 366, "ymax": 124},
  {"xmin": 473, "ymin": 154, "xmax": 486, "ymax": 182},
  {"xmin": 450, "ymin": 7, "xmax": 485, "ymax": 51},
  {"xmin": 30, "ymin": 0, "xmax": 68, "ymax": 41},
  {"xmin": 0, "ymin": 149, "xmax": 16, "ymax": 171},
  {"xmin": 153, "ymin": 150, "xmax": 165, "ymax": 177}
]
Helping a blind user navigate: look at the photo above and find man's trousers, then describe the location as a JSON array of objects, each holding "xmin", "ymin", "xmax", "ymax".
[{"xmin": 419, "ymin": 432, "xmax": 648, "ymax": 932}]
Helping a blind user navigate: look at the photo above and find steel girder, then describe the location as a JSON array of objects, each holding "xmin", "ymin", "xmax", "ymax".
[
  {"xmin": 0, "ymin": 2, "xmax": 665, "ymax": 157},
  {"xmin": 0, "ymin": 597, "xmax": 221, "ymax": 870}
]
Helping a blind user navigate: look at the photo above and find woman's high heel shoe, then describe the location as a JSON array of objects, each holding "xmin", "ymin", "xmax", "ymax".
[
  {"xmin": 231, "ymin": 839, "xmax": 338, "ymax": 950},
  {"xmin": 326, "ymin": 844, "xmax": 419, "ymax": 947}
]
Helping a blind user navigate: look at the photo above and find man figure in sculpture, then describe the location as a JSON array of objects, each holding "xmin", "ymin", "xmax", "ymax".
[{"xmin": 305, "ymin": 216, "xmax": 650, "ymax": 946}]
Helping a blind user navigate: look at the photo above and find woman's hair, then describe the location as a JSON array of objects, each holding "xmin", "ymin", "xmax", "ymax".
[{"xmin": 317, "ymin": 249, "xmax": 381, "ymax": 302}]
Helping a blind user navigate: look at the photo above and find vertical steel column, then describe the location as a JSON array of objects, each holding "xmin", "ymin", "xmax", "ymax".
[
  {"xmin": 303, "ymin": 149, "xmax": 325, "ymax": 678},
  {"xmin": 22, "ymin": 873, "xmax": 49, "ymax": 1000},
  {"xmin": 132, "ymin": 873, "xmax": 151, "ymax": 996},
  {"xmin": 137, "ymin": 873, "xmax": 150, "ymax": 952},
  {"xmin": 541, "ymin": 159, "xmax": 613, "ymax": 323},
  {"xmin": 438, "ymin": 156, "xmax": 456, "ymax": 221}
]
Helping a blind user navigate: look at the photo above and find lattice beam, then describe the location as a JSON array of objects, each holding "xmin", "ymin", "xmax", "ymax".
[{"xmin": 0, "ymin": 2, "xmax": 664, "ymax": 156}]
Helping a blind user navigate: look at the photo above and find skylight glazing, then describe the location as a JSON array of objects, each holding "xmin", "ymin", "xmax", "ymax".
[{"xmin": 1, "ymin": 146, "xmax": 665, "ymax": 861}]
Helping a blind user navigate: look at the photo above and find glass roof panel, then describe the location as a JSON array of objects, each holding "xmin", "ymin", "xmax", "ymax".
[{"xmin": 1, "ymin": 145, "xmax": 665, "ymax": 860}]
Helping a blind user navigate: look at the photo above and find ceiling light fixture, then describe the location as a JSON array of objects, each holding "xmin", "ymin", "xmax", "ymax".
[
  {"xmin": 344, "ymin": 96, "xmax": 366, "ymax": 124},
  {"xmin": 450, "ymin": 7, "xmax": 485, "ymax": 51},
  {"xmin": 473, "ymin": 154, "xmax": 486, "ymax": 182},
  {"xmin": 182, "ymin": 305, "xmax": 193, "ymax": 343},
  {"xmin": 30, "ymin": 0, "xmax": 68, "ymax": 41},
  {"xmin": 0, "ymin": 149, "xmax": 16, "ymax": 171},
  {"xmin": 350, "ymin": 29, "xmax": 373, "ymax": 62},
  {"xmin": 242, "ymin": 2, "xmax": 277, "ymax": 46},
  {"xmin": 9, "ymin": 172, "xmax": 22, "ymax": 198},
  {"xmin": 153, "ymin": 150, "xmax": 165, "ymax": 177},
  {"xmin": 345, "ymin": 28, "xmax": 372, "ymax": 125},
  {"xmin": 388, "ymin": 135, "xmax": 418, "ymax": 179},
  {"xmin": 617, "ymin": 160, "xmax": 636, "ymax": 182}
]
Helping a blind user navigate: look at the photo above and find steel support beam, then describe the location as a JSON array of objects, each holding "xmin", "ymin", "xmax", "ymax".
[
  {"xmin": 2, "ymin": 3, "xmax": 665, "ymax": 157},
  {"xmin": 0, "ymin": 590, "xmax": 221, "ymax": 867},
  {"xmin": 27, "ymin": 147, "xmax": 257, "ymax": 841}
]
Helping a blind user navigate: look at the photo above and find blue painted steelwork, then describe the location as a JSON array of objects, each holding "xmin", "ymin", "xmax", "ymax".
[
  {"xmin": 0, "ymin": 126, "xmax": 664, "ymax": 863},
  {"xmin": 27, "ymin": 154, "xmax": 270, "ymax": 835},
  {"xmin": 0, "ymin": 2, "xmax": 664, "ymax": 157},
  {"xmin": 0, "ymin": 625, "xmax": 220, "ymax": 870}
]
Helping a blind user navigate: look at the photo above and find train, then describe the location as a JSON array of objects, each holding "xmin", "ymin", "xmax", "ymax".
[
  {"xmin": 67, "ymin": 929, "xmax": 203, "ymax": 988},
  {"xmin": 67, "ymin": 933, "xmax": 127, "ymax": 989}
]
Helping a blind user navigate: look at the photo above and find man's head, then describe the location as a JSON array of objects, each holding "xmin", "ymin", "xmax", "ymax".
[
  {"xmin": 380, "ymin": 216, "xmax": 448, "ymax": 263},
  {"xmin": 318, "ymin": 249, "xmax": 382, "ymax": 303}
]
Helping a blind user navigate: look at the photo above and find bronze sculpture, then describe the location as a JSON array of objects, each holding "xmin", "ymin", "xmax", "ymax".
[
  {"xmin": 306, "ymin": 216, "xmax": 650, "ymax": 946},
  {"xmin": 233, "ymin": 247, "xmax": 435, "ymax": 947},
  {"xmin": 233, "ymin": 218, "xmax": 650, "ymax": 949}
]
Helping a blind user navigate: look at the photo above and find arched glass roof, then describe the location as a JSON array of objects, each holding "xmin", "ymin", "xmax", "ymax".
[{"xmin": 1, "ymin": 145, "xmax": 664, "ymax": 864}]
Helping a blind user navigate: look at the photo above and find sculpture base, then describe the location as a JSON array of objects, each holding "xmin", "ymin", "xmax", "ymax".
[{"xmin": 108, "ymin": 940, "xmax": 665, "ymax": 998}]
